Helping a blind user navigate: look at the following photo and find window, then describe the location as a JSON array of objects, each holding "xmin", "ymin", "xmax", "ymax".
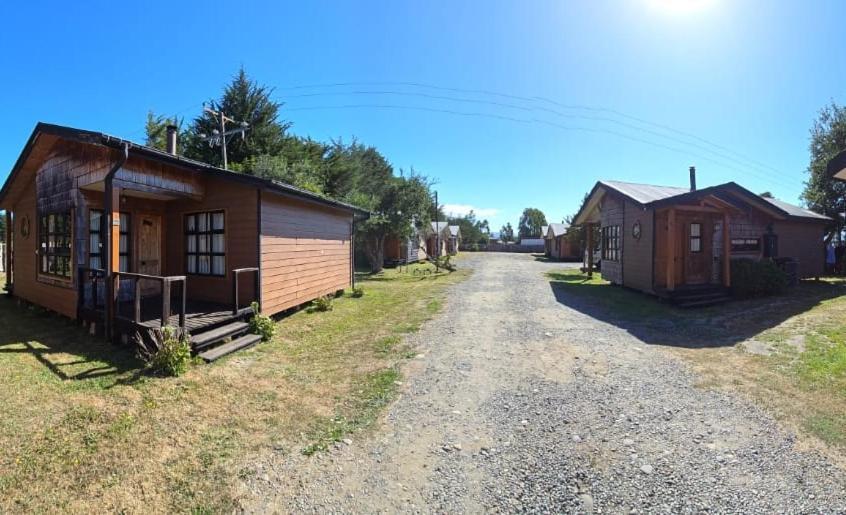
[
  {"xmin": 689, "ymin": 223, "xmax": 702, "ymax": 253},
  {"xmin": 185, "ymin": 211, "xmax": 225, "ymax": 276},
  {"xmin": 89, "ymin": 210, "xmax": 130, "ymax": 272},
  {"xmin": 40, "ymin": 212, "xmax": 72, "ymax": 279},
  {"xmin": 731, "ymin": 238, "xmax": 760, "ymax": 253},
  {"xmin": 601, "ymin": 225, "xmax": 620, "ymax": 261}
]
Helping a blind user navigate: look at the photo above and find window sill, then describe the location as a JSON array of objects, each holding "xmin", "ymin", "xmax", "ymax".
[{"xmin": 37, "ymin": 275, "xmax": 75, "ymax": 289}]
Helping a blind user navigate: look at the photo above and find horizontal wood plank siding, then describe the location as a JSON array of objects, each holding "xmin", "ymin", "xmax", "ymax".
[
  {"xmin": 772, "ymin": 220, "xmax": 826, "ymax": 278},
  {"xmin": 622, "ymin": 200, "xmax": 654, "ymax": 292},
  {"xmin": 11, "ymin": 180, "xmax": 77, "ymax": 317},
  {"xmin": 261, "ymin": 193, "xmax": 352, "ymax": 315},
  {"xmin": 165, "ymin": 177, "xmax": 259, "ymax": 306}
]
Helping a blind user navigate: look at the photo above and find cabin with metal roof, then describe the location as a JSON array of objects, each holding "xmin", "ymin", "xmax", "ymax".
[
  {"xmin": 0, "ymin": 123, "xmax": 369, "ymax": 360},
  {"xmin": 544, "ymin": 223, "xmax": 580, "ymax": 261},
  {"xmin": 571, "ymin": 168, "xmax": 830, "ymax": 306}
]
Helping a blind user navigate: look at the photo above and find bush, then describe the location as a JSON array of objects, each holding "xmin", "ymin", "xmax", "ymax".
[
  {"xmin": 434, "ymin": 255, "xmax": 456, "ymax": 272},
  {"xmin": 730, "ymin": 258, "xmax": 789, "ymax": 298},
  {"xmin": 350, "ymin": 287, "xmax": 365, "ymax": 298},
  {"xmin": 136, "ymin": 326, "xmax": 192, "ymax": 377},
  {"xmin": 313, "ymin": 295, "xmax": 334, "ymax": 312},
  {"xmin": 249, "ymin": 301, "xmax": 276, "ymax": 342}
]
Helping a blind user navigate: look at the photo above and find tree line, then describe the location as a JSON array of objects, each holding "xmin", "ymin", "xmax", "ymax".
[{"xmin": 145, "ymin": 68, "xmax": 467, "ymax": 273}]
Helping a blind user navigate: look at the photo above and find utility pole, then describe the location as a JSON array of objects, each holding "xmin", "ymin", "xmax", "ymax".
[
  {"xmin": 434, "ymin": 190, "xmax": 440, "ymax": 272},
  {"xmin": 199, "ymin": 105, "xmax": 249, "ymax": 170}
]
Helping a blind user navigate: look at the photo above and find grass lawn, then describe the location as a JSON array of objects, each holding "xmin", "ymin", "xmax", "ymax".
[
  {"xmin": 0, "ymin": 262, "xmax": 469, "ymax": 513},
  {"xmin": 548, "ymin": 268, "xmax": 846, "ymax": 456}
]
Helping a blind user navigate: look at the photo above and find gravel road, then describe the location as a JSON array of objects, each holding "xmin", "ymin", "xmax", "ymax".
[{"xmin": 242, "ymin": 253, "xmax": 846, "ymax": 513}]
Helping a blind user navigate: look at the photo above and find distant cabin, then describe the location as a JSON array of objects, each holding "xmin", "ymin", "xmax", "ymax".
[{"xmin": 545, "ymin": 223, "xmax": 580, "ymax": 261}]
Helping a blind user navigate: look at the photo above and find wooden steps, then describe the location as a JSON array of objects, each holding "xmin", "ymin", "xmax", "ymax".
[
  {"xmin": 198, "ymin": 333, "xmax": 262, "ymax": 362},
  {"xmin": 191, "ymin": 321, "xmax": 249, "ymax": 350}
]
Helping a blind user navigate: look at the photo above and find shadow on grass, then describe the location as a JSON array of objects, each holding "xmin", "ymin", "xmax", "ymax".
[
  {"xmin": 0, "ymin": 295, "xmax": 144, "ymax": 387},
  {"xmin": 548, "ymin": 270, "xmax": 845, "ymax": 349}
]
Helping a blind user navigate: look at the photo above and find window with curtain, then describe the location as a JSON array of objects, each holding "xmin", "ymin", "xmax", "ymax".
[
  {"xmin": 689, "ymin": 223, "xmax": 702, "ymax": 253},
  {"xmin": 40, "ymin": 212, "xmax": 72, "ymax": 279},
  {"xmin": 89, "ymin": 210, "xmax": 130, "ymax": 272},
  {"xmin": 185, "ymin": 211, "xmax": 225, "ymax": 276}
]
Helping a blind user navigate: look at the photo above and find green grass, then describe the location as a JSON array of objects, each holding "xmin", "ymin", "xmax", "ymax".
[{"xmin": 0, "ymin": 261, "xmax": 469, "ymax": 512}]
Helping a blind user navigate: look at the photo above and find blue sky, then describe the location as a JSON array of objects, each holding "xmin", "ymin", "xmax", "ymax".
[{"xmin": 1, "ymin": 0, "xmax": 844, "ymax": 231}]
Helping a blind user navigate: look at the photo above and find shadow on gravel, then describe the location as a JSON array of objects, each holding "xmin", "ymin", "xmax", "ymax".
[{"xmin": 548, "ymin": 271, "xmax": 845, "ymax": 348}]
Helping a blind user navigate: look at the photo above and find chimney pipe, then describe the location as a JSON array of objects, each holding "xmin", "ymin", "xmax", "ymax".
[
  {"xmin": 689, "ymin": 165, "xmax": 696, "ymax": 191},
  {"xmin": 166, "ymin": 125, "xmax": 178, "ymax": 155}
]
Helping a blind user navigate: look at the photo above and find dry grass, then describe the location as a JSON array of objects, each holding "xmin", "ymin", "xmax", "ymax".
[
  {"xmin": 0, "ymin": 262, "xmax": 469, "ymax": 513},
  {"xmin": 549, "ymin": 269, "xmax": 846, "ymax": 460}
]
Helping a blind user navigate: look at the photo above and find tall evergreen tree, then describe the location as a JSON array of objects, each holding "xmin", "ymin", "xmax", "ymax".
[{"xmin": 802, "ymin": 102, "xmax": 846, "ymax": 239}]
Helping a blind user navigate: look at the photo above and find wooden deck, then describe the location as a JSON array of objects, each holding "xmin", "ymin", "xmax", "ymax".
[{"xmin": 106, "ymin": 297, "xmax": 253, "ymax": 335}]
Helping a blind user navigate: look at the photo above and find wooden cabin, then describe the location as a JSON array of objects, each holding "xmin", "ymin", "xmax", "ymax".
[
  {"xmin": 427, "ymin": 221, "xmax": 458, "ymax": 257},
  {"xmin": 383, "ymin": 225, "xmax": 427, "ymax": 266},
  {"xmin": 572, "ymin": 171, "xmax": 829, "ymax": 305},
  {"xmin": 0, "ymin": 123, "xmax": 368, "ymax": 360},
  {"xmin": 545, "ymin": 223, "xmax": 580, "ymax": 260}
]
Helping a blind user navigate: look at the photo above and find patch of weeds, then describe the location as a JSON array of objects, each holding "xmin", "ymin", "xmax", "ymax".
[
  {"xmin": 311, "ymin": 295, "xmax": 334, "ymax": 312},
  {"xmin": 198, "ymin": 427, "xmax": 238, "ymax": 468},
  {"xmin": 302, "ymin": 369, "xmax": 400, "ymax": 455},
  {"xmin": 107, "ymin": 412, "xmax": 135, "ymax": 439},
  {"xmin": 350, "ymin": 287, "xmax": 365, "ymax": 298},
  {"xmin": 426, "ymin": 299, "xmax": 441, "ymax": 313},
  {"xmin": 804, "ymin": 413, "xmax": 846, "ymax": 447},
  {"xmin": 375, "ymin": 335, "xmax": 401, "ymax": 355},
  {"xmin": 794, "ymin": 332, "xmax": 846, "ymax": 393},
  {"xmin": 250, "ymin": 301, "xmax": 277, "ymax": 342}
]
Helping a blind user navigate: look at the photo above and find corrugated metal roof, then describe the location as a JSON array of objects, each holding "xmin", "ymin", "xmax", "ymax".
[
  {"xmin": 541, "ymin": 225, "xmax": 548, "ymax": 237},
  {"xmin": 548, "ymin": 223, "xmax": 569, "ymax": 237},
  {"xmin": 431, "ymin": 221, "xmax": 449, "ymax": 233},
  {"xmin": 600, "ymin": 180, "xmax": 690, "ymax": 204},
  {"xmin": 448, "ymin": 225, "xmax": 460, "ymax": 236},
  {"xmin": 762, "ymin": 197, "xmax": 830, "ymax": 221}
]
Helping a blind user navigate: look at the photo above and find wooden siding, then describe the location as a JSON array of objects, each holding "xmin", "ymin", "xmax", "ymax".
[
  {"xmin": 622, "ymin": 200, "xmax": 654, "ymax": 292},
  {"xmin": 10, "ymin": 180, "xmax": 77, "ymax": 317},
  {"xmin": 165, "ymin": 177, "xmax": 259, "ymax": 306},
  {"xmin": 260, "ymin": 193, "xmax": 352, "ymax": 316},
  {"xmin": 772, "ymin": 220, "xmax": 826, "ymax": 278},
  {"xmin": 600, "ymin": 194, "xmax": 624, "ymax": 284}
]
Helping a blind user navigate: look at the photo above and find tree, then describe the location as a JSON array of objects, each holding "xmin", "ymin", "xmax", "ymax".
[
  {"xmin": 354, "ymin": 170, "xmax": 434, "ymax": 273},
  {"xmin": 500, "ymin": 223, "xmax": 514, "ymax": 242},
  {"xmin": 448, "ymin": 210, "xmax": 489, "ymax": 246},
  {"xmin": 144, "ymin": 111, "xmax": 186, "ymax": 151},
  {"xmin": 759, "ymin": 191, "xmax": 774, "ymax": 199},
  {"xmin": 182, "ymin": 67, "xmax": 290, "ymax": 168},
  {"xmin": 802, "ymin": 102, "xmax": 846, "ymax": 238},
  {"xmin": 518, "ymin": 208, "xmax": 547, "ymax": 239}
]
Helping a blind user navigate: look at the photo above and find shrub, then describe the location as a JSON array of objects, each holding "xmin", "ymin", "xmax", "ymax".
[
  {"xmin": 434, "ymin": 255, "xmax": 456, "ymax": 272},
  {"xmin": 350, "ymin": 287, "xmax": 365, "ymax": 298},
  {"xmin": 730, "ymin": 258, "xmax": 789, "ymax": 298},
  {"xmin": 136, "ymin": 326, "xmax": 192, "ymax": 377},
  {"xmin": 313, "ymin": 295, "xmax": 334, "ymax": 312},
  {"xmin": 249, "ymin": 301, "xmax": 276, "ymax": 342}
]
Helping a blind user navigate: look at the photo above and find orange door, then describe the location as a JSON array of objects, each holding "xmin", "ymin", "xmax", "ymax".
[{"xmin": 138, "ymin": 215, "xmax": 162, "ymax": 293}]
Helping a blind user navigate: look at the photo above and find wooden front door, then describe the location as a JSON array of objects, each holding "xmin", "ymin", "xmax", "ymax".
[
  {"xmin": 682, "ymin": 217, "xmax": 711, "ymax": 285},
  {"xmin": 138, "ymin": 215, "xmax": 162, "ymax": 293}
]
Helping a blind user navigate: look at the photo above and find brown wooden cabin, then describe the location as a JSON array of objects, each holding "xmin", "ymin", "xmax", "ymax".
[
  {"xmin": 572, "ymin": 173, "xmax": 829, "ymax": 306},
  {"xmin": 383, "ymin": 225, "xmax": 427, "ymax": 266},
  {"xmin": 427, "ymin": 221, "xmax": 460, "ymax": 257},
  {"xmin": 545, "ymin": 223, "xmax": 580, "ymax": 260},
  {"xmin": 0, "ymin": 123, "xmax": 368, "ymax": 359}
]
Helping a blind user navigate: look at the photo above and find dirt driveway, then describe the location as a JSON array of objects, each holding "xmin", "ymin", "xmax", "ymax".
[{"xmin": 242, "ymin": 253, "xmax": 846, "ymax": 513}]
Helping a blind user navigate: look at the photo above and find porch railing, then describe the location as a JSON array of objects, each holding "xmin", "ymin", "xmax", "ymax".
[
  {"xmin": 78, "ymin": 267, "xmax": 107, "ymax": 313},
  {"xmin": 114, "ymin": 272, "xmax": 187, "ymax": 329},
  {"xmin": 232, "ymin": 267, "xmax": 260, "ymax": 315}
]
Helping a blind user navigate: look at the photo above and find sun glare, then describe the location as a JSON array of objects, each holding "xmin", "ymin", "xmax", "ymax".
[{"xmin": 647, "ymin": 0, "xmax": 716, "ymax": 14}]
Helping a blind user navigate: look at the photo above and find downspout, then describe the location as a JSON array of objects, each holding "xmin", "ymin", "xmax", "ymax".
[{"xmin": 103, "ymin": 142, "xmax": 130, "ymax": 342}]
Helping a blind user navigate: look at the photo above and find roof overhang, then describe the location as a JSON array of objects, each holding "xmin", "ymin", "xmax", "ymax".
[
  {"xmin": 1, "ymin": 122, "xmax": 371, "ymax": 218},
  {"xmin": 828, "ymin": 150, "xmax": 846, "ymax": 181},
  {"xmin": 571, "ymin": 182, "xmax": 607, "ymax": 226}
]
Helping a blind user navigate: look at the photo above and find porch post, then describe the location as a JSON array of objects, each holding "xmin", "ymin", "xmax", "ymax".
[
  {"xmin": 722, "ymin": 212, "xmax": 731, "ymax": 287},
  {"xmin": 4, "ymin": 210, "xmax": 11, "ymax": 292},
  {"xmin": 666, "ymin": 207, "xmax": 676, "ymax": 291},
  {"xmin": 104, "ymin": 182, "xmax": 121, "ymax": 340},
  {"xmin": 586, "ymin": 223, "xmax": 594, "ymax": 278}
]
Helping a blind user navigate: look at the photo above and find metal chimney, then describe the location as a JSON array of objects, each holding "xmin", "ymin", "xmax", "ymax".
[
  {"xmin": 689, "ymin": 166, "xmax": 696, "ymax": 191},
  {"xmin": 166, "ymin": 125, "xmax": 178, "ymax": 155}
]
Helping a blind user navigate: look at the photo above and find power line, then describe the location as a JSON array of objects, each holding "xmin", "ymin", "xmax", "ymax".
[
  {"xmin": 283, "ymin": 102, "xmax": 801, "ymax": 190},
  {"xmin": 276, "ymin": 81, "xmax": 803, "ymax": 185},
  {"xmin": 278, "ymin": 89, "xmax": 802, "ymax": 185}
]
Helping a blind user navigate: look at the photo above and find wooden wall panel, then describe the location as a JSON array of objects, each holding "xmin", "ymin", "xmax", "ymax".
[
  {"xmin": 600, "ymin": 194, "xmax": 624, "ymax": 285},
  {"xmin": 622, "ymin": 200, "xmax": 654, "ymax": 292},
  {"xmin": 165, "ymin": 177, "xmax": 259, "ymax": 306},
  {"xmin": 11, "ymin": 180, "xmax": 77, "ymax": 318},
  {"xmin": 261, "ymin": 193, "xmax": 352, "ymax": 316},
  {"xmin": 772, "ymin": 220, "xmax": 826, "ymax": 278}
]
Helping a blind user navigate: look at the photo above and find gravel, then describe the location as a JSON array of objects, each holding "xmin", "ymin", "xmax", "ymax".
[{"xmin": 241, "ymin": 253, "xmax": 846, "ymax": 513}]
